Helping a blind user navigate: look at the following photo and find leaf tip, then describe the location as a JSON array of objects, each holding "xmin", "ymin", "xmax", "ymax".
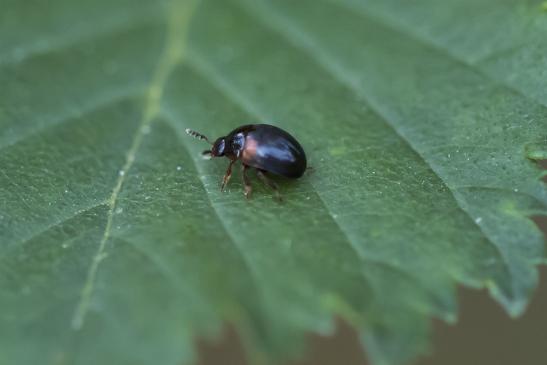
[{"xmin": 486, "ymin": 281, "xmax": 530, "ymax": 318}]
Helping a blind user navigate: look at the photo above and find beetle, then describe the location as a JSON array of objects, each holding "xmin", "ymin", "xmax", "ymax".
[{"xmin": 186, "ymin": 124, "xmax": 307, "ymax": 199}]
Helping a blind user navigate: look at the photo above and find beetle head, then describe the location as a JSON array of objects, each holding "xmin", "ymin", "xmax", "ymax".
[{"xmin": 211, "ymin": 137, "xmax": 226, "ymax": 157}]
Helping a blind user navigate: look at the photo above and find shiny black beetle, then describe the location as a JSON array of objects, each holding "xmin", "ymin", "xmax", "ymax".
[{"xmin": 186, "ymin": 124, "xmax": 307, "ymax": 198}]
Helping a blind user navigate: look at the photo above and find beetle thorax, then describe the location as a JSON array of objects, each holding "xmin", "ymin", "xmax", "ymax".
[{"xmin": 230, "ymin": 133, "xmax": 246, "ymax": 158}]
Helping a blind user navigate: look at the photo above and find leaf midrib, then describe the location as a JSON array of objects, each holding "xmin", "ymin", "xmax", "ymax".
[{"xmin": 70, "ymin": 0, "xmax": 198, "ymax": 330}]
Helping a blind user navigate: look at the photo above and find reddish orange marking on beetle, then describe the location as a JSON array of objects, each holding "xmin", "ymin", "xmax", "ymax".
[{"xmin": 241, "ymin": 137, "xmax": 258, "ymax": 162}]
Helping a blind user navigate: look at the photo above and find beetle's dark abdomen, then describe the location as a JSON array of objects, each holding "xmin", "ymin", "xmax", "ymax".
[{"xmin": 238, "ymin": 124, "xmax": 307, "ymax": 178}]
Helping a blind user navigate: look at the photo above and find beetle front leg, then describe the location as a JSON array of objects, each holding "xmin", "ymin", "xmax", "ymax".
[
  {"xmin": 221, "ymin": 160, "xmax": 235, "ymax": 192},
  {"xmin": 256, "ymin": 169, "xmax": 282, "ymax": 201},
  {"xmin": 241, "ymin": 164, "xmax": 252, "ymax": 199}
]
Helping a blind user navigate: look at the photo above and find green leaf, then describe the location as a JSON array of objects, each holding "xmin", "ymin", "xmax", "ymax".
[{"xmin": 1, "ymin": 0, "xmax": 546, "ymax": 364}]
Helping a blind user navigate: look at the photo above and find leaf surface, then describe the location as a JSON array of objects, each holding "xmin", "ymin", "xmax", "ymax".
[{"xmin": 1, "ymin": 0, "xmax": 546, "ymax": 364}]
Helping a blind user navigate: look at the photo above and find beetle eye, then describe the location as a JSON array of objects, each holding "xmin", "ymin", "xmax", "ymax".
[{"xmin": 212, "ymin": 138, "xmax": 225, "ymax": 156}]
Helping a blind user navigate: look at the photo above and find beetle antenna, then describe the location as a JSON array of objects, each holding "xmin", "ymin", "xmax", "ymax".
[{"xmin": 185, "ymin": 128, "xmax": 213, "ymax": 145}]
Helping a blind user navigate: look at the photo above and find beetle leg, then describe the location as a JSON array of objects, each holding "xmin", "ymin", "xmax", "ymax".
[
  {"xmin": 241, "ymin": 164, "xmax": 252, "ymax": 199},
  {"xmin": 256, "ymin": 169, "xmax": 282, "ymax": 201},
  {"xmin": 221, "ymin": 160, "xmax": 235, "ymax": 192}
]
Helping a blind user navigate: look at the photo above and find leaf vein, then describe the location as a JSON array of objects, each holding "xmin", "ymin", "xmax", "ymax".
[
  {"xmin": 9, "ymin": 200, "xmax": 109, "ymax": 250},
  {"xmin": 0, "ymin": 12, "xmax": 160, "ymax": 67},
  {"xmin": 330, "ymin": 0, "xmax": 547, "ymax": 120},
  {"xmin": 161, "ymin": 113, "xmax": 268, "ymax": 286},
  {"xmin": 0, "ymin": 90, "xmax": 138, "ymax": 152}
]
